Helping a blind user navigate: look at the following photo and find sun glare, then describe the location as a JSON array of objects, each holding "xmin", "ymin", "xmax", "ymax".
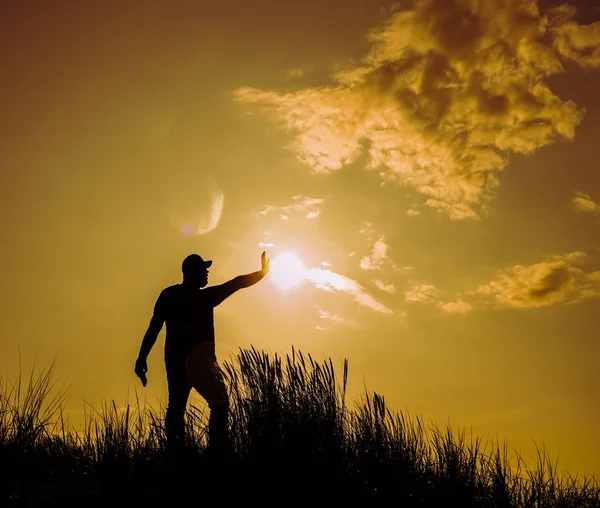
[{"xmin": 270, "ymin": 253, "xmax": 307, "ymax": 290}]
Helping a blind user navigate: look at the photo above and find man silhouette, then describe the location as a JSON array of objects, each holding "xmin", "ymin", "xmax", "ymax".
[{"xmin": 135, "ymin": 251, "xmax": 270, "ymax": 449}]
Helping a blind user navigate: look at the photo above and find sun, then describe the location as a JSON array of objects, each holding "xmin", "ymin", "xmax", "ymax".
[{"xmin": 270, "ymin": 252, "xmax": 307, "ymax": 290}]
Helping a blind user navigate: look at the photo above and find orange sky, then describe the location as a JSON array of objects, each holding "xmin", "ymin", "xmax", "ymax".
[{"xmin": 1, "ymin": 0, "xmax": 600, "ymax": 477}]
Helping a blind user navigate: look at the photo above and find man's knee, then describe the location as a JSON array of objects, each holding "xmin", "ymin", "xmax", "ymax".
[
  {"xmin": 165, "ymin": 405, "xmax": 186, "ymax": 434},
  {"xmin": 208, "ymin": 403, "xmax": 229, "ymax": 447}
]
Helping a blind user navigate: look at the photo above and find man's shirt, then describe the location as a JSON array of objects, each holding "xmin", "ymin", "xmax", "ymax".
[{"xmin": 154, "ymin": 281, "xmax": 239, "ymax": 367}]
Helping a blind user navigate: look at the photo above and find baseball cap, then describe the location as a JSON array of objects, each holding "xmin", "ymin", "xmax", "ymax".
[{"xmin": 182, "ymin": 254, "xmax": 213, "ymax": 273}]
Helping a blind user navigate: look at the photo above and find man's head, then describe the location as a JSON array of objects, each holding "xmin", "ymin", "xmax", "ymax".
[{"xmin": 182, "ymin": 254, "xmax": 212, "ymax": 288}]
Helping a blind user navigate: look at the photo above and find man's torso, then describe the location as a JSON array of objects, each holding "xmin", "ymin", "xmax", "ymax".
[{"xmin": 157, "ymin": 284, "xmax": 217, "ymax": 366}]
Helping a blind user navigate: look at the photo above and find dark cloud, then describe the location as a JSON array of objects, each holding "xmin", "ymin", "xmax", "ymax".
[{"xmin": 475, "ymin": 252, "xmax": 600, "ymax": 308}]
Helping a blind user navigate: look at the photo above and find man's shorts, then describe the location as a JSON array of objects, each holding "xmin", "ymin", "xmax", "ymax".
[{"xmin": 185, "ymin": 342, "xmax": 229, "ymax": 407}]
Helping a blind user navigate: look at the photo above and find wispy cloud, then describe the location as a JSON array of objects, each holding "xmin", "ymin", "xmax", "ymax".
[
  {"xmin": 258, "ymin": 230, "xmax": 277, "ymax": 249},
  {"xmin": 374, "ymin": 279, "xmax": 396, "ymax": 293},
  {"xmin": 316, "ymin": 306, "xmax": 346, "ymax": 324},
  {"xmin": 358, "ymin": 222, "xmax": 399, "ymax": 293},
  {"xmin": 235, "ymin": 1, "xmax": 600, "ymax": 219},
  {"xmin": 573, "ymin": 191, "xmax": 600, "ymax": 214},
  {"xmin": 405, "ymin": 284, "xmax": 440, "ymax": 303},
  {"xmin": 314, "ymin": 305, "xmax": 348, "ymax": 330},
  {"xmin": 438, "ymin": 300, "xmax": 473, "ymax": 315},
  {"xmin": 305, "ymin": 266, "xmax": 393, "ymax": 314},
  {"xmin": 403, "ymin": 283, "xmax": 473, "ymax": 314},
  {"xmin": 475, "ymin": 252, "xmax": 600, "ymax": 308},
  {"xmin": 286, "ymin": 65, "xmax": 313, "ymax": 81},
  {"xmin": 360, "ymin": 236, "xmax": 391, "ymax": 270},
  {"xmin": 257, "ymin": 195, "xmax": 324, "ymax": 220},
  {"xmin": 358, "ymin": 223, "xmax": 397, "ymax": 269}
]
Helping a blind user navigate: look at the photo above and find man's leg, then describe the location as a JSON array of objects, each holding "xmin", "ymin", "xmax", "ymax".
[
  {"xmin": 165, "ymin": 364, "xmax": 191, "ymax": 448},
  {"xmin": 208, "ymin": 402, "xmax": 229, "ymax": 451},
  {"xmin": 185, "ymin": 343, "xmax": 230, "ymax": 451},
  {"xmin": 206, "ymin": 360, "xmax": 229, "ymax": 451}
]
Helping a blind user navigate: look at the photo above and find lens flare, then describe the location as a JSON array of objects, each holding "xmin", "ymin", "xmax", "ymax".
[{"xmin": 168, "ymin": 175, "xmax": 224, "ymax": 236}]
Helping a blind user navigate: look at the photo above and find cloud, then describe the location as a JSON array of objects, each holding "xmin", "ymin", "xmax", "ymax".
[
  {"xmin": 374, "ymin": 279, "xmax": 396, "ymax": 293},
  {"xmin": 257, "ymin": 195, "xmax": 324, "ymax": 220},
  {"xmin": 286, "ymin": 65, "xmax": 313, "ymax": 80},
  {"xmin": 258, "ymin": 230, "xmax": 277, "ymax": 249},
  {"xmin": 438, "ymin": 300, "xmax": 473, "ymax": 314},
  {"xmin": 316, "ymin": 307, "xmax": 346, "ymax": 324},
  {"xmin": 475, "ymin": 252, "xmax": 600, "ymax": 308},
  {"xmin": 313, "ymin": 305, "xmax": 349, "ymax": 330},
  {"xmin": 405, "ymin": 284, "xmax": 441, "ymax": 303},
  {"xmin": 305, "ymin": 266, "xmax": 393, "ymax": 314},
  {"xmin": 358, "ymin": 222, "xmax": 400, "ymax": 294},
  {"xmin": 358, "ymin": 222, "xmax": 398, "ymax": 270},
  {"xmin": 573, "ymin": 191, "xmax": 600, "ymax": 214},
  {"xmin": 234, "ymin": 0, "xmax": 600, "ymax": 219},
  {"xmin": 360, "ymin": 236, "xmax": 391, "ymax": 270},
  {"xmin": 398, "ymin": 251, "xmax": 600, "ymax": 314}
]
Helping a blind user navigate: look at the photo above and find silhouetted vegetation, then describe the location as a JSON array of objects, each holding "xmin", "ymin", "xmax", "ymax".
[{"xmin": 1, "ymin": 348, "xmax": 598, "ymax": 507}]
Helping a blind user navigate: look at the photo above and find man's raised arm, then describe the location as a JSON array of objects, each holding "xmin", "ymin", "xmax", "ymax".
[{"xmin": 207, "ymin": 251, "xmax": 270, "ymax": 307}]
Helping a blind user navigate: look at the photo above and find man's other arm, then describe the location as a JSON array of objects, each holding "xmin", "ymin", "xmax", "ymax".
[{"xmin": 135, "ymin": 292, "xmax": 166, "ymax": 386}]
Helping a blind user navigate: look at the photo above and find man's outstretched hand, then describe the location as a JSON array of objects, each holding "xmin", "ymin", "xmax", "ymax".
[
  {"xmin": 261, "ymin": 251, "xmax": 270, "ymax": 275},
  {"xmin": 135, "ymin": 357, "xmax": 148, "ymax": 387}
]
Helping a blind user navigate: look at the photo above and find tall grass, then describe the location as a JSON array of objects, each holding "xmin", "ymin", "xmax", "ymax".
[{"xmin": 0, "ymin": 347, "xmax": 598, "ymax": 506}]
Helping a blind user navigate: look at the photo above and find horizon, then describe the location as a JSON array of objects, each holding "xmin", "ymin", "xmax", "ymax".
[{"xmin": 1, "ymin": 0, "xmax": 599, "ymax": 479}]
